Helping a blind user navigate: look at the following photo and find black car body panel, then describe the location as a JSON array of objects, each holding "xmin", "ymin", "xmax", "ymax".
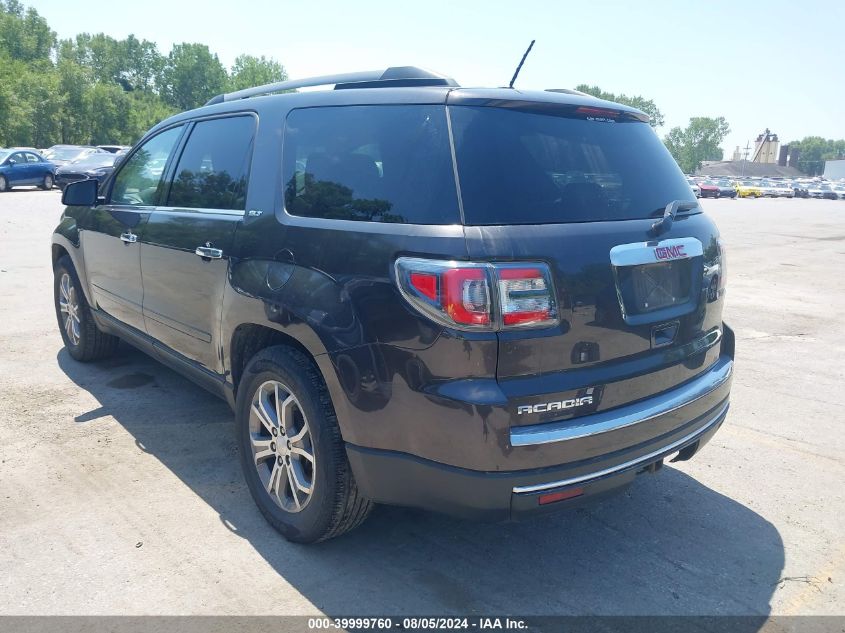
[{"xmin": 53, "ymin": 77, "xmax": 732, "ymax": 520}]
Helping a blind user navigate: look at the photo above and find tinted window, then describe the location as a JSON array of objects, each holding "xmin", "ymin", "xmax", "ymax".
[
  {"xmin": 283, "ymin": 105, "xmax": 460, "ymax": 224},
  {"xmin": 112, "ymin": 126, "xmax": 183, "ymax": 206},
  {"xmin": 450, "ymin": 106, "xmax": 694, "ymax": 225},
  {"xmin": 168, "ymin": 116, "xmax": 255, "ymax": 211}
]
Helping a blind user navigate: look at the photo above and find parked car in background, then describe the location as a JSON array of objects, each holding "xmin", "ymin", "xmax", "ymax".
[
  {"xmin": 734, "ymin": 180, "xmax": 763, "ymax": 198},
  {"xmin": 808, "ymin": 183, "xmax": 838, "ymax": 199},
  {"xmin": 97, "ymin": 145, "xmax": 131, "ymax": 154},
  {"xmin": 757, "ymin": 180, "xmax": 780, "ymax": 197},
  {"xmin": 713, "ymin": 179, "xmax": 738, "ymax": 198},
  {"xmin": 819, "ymin": 184, "xmax": 838, "ymax": 200},
  {"xmin": 55, "ymin": 153, "xmax": 121, "ymax": 190},
  {"xmin": 0, "ymin": 149, "xmax": 56, "ymax": 192},
  {"xmin": 698, "ymin": 180, "xmax": 721, "ymax": 198},
  {"xmin": 686, "ymin": 177, "xmax": 701, "ymax": 197},
  {"xmin": 831, "ymin": 184, "xmax": 845, "ymax": 200},
  {"xmin": 772, "ymin": 182, "xmax": 794, "ymax": 198},
  {"xmin": 43, "ymin": 145, "xmax": 106, "ymax": 168},
  {"xmin": 791, "ymin": 181, "xmax": 810, "ymax": 198}
]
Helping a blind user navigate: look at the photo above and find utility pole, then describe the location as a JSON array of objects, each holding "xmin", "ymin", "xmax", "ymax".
[{"xmin": 741, "ymin": 141, "xmax": 751, "ymax": 178}]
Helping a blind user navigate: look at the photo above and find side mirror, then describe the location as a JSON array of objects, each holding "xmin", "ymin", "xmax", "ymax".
[{"xmin": 62, "ymin": 179, "xmax": 99, "ymax": 206}]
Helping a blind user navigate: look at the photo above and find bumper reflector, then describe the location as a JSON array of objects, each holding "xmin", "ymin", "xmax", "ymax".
[{"xmin": 538, "ymin": 487, "xmax": 584, "ymax": 505}]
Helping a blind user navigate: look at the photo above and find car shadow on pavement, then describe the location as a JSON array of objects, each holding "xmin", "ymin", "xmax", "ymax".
[{"xmin": 58, "ymin": 344, "xmax": 784, "ymax": 618}]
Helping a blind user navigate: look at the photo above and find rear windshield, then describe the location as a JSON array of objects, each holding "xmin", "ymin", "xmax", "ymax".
[{"xmin": 450, "ymin": 106, "xmax": 694, "ymax": 225}]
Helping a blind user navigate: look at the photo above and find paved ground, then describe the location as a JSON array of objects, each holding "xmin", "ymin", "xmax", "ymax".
[{"xmin": 0, "ymin": 190, "xmax": 843, "ymax": 616}]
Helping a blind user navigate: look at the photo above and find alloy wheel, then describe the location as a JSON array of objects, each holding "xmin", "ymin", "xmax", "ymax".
[
  {"xmin": 249, "ymin": 380, "xmax": 315, "ymax": 513},
  {"xmin": 58, "ymin": 273, "xmax": 81, "ymax": 345}
]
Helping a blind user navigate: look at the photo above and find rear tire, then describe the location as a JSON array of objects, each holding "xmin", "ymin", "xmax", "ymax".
[
  {"xmin": 236, "ymin": 346, "xmax": 373, "ymax": 543},
  {"xmin": 53, "ymin": 256, "xmax": 119, "ymax": 362}
]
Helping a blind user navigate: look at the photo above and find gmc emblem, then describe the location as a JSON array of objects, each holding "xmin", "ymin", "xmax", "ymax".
[{"xmin": 654, "ymin": 245, "xmax": 687, "ymax": 261}]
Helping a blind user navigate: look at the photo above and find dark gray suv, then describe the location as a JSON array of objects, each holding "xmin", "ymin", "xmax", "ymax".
[{"xmin": 52, "ymin": 67, "xmax": 733, "ymax": 543}]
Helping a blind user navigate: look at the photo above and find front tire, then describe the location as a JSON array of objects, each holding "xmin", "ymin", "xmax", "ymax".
[
  {"xmin": 0, "ymin": 175, "xmax": 8, "ymax": 192},
  {"xmin": 236, "ymin": 346, "xmax": 373, "ymax": 543},
  {"xmin": 41, "ymin": 173, "xmax": 54, "ymax": 190},
  {"xmin": 53, "ymin": 256, "xmax": 119, "ymax": 362}
]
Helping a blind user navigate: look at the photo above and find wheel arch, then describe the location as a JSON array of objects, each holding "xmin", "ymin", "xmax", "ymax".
[
  {"xmin": 227, "ymin": 322, "xmax": 352, "ymax": 440},
  {"xmin": 52, "ymin": 233, "xmax": 94, "ymax": 306}
]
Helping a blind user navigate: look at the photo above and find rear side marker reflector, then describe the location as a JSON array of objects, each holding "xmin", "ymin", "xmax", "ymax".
[
  {"xmin": 538, "ymin": 487, "xmax": 584, "ymax": 505},
  {"xmin": 395, "ymin": 258, "xmax": 559, "ymax": 331}
]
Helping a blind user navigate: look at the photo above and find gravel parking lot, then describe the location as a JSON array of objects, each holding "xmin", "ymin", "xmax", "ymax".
[{"xmin": 0, "ymin": 190, "xmax": 843, "ymax": 616}]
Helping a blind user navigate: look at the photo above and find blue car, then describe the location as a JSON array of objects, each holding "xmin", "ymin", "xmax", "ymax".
[{"xmin": 0, "ymin": 149, "xmax": 57, "ymax": 192}]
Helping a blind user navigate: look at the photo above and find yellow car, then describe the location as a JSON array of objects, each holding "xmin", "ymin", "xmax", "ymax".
[{"xmin": 734, "ymin": 180, "xmax": 763, "ymax": 198}]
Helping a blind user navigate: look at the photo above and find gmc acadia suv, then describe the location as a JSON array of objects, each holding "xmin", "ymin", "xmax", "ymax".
[{"xmin": 52, "ymin": 67, "xmax": 733, "ymax": 543}]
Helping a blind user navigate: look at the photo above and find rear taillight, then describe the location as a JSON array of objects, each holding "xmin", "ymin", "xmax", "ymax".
[
  {"xmin": 497, "ymin": 266, "xmax": 555, "ymax": 327},
  {"xmin": 395, "ymin": 258, "xmax": 558, "ymax": 331}
]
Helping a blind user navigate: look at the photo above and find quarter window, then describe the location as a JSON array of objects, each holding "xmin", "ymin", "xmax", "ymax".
[
  {"xmin": 111, "ymin": 126, "xmax": 183, "ymax": 206},
  {"xmin": 282, "ymin": 106, "xmax": 460, "ymax": 224},
  {"xmin": 167, "ymin": 116, "xmax": 255, "ymax": 211}
]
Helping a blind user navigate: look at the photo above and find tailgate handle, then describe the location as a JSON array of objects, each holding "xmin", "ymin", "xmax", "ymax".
[{"xmin": 652, "ymin": 321, "xmax": 679, "ymax": 348}]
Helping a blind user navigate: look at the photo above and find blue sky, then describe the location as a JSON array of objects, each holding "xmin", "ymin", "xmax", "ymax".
[{"xmin": 29, "ymin": 0, "xmax": 845, "ymax": 155}]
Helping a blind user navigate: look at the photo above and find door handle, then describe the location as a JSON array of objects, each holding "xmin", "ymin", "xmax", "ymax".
[
  {"xmin": 120, "ymin": 232, "xmax": 138, "ymax": 244},
  {"xmin": 195, "ymin": 246, "xmax": 223, "ymax": 259}
]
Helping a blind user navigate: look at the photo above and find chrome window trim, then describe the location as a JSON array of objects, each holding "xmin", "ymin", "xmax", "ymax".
[
  {"xmin": 512, "ymin": 400, "xmax": 729, "ymax": 495},
  {"xmin": 510, "ymin": 354, "xmax": 731, "ymax": 447}
]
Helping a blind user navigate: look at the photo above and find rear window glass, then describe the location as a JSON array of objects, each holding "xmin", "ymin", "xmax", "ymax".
[
  {"xmin": 450, "ymin": 106, "xmax": 694, "ymax": 225},
  {"xmin": 283, "ymin": 105, "xmax": 460, "ymax": 224}
]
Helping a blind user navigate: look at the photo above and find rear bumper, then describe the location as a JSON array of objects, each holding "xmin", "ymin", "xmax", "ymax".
[
  {"xmin": 348, "ymin": 397, "xmax": 727, "ymax": 520},
  {"xmin": 347, "ymin": 353, "xmax": 732, "ymax": 520}
]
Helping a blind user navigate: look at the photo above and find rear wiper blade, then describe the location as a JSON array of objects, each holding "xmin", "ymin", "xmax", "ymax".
[{"xmin": 649, "ymin": 200, "xmax": 699, "ymax": 236}]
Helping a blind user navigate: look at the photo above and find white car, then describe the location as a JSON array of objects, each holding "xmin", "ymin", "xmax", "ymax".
[
  {"xmin": 772, "ymin": 182, "xmax": 795, "ymax": 198},
  {"xmin": 832, "ymin": 185, "xmax": 845, "ymax": 200},
  {"xmin": 686, "ymin": 178, "xmax": 701, "ymax": 198},
  {"xmin": 758, "ymin": 180, "xmax": 781, "ymax": 197}
]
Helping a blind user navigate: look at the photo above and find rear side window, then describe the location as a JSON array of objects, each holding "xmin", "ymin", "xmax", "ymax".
[
  {"xmin": 168, "ymin": 116, "xmax": 255, "ymax": 211},
  {"xmin": 283, "ymin": 105, "xmax": 460, "ymax": 224},
  {"xmin": 450, "ymin": 106, "xmax": 693, "ymax": 225}
]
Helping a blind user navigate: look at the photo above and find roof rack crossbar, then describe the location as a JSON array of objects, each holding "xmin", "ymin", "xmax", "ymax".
[{"xmin": 204, "ymin": 67, "xmax": 457, "ymax": 106}]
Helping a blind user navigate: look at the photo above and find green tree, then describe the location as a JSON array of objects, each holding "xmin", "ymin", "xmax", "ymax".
[
  {"xmin": 663, "ymin": 116, "xmax": 730, "ymax": 173},
  {"xmin": 56, "ymin": 59, "xmax": 93, "ymax": 143},
  {"xmin": 161, "ymin": 43, "xmax": 227, "ymax": 111},
  {"xmin": 0, "ymin": 0, "xmax": 54, "ymax": 62},
  {"xmin": 228, "ymin": 54, "xmax": 287, "ymax": 92},
  {"xmin": 575, "ymin": 84, "xmax": 665, "ymax": 128},
  {"xmin": 787, "ymin": 136, "xmax": 845, "ymax": 175}
]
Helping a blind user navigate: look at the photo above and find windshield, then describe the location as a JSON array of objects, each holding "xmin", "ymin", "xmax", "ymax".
[
  {"xmin": 67, "ymin": 154, "xmax": 116, "ymax": 169},
  {"xmin": 47, "ymin": 147, "xmax": 92, "ymax": 161},
  {"xmin": 450, "ymin": 106, "xmax": 693, "ymax": 224},
  {"xmin": 0, "ymin": 150, "xmax": 9, "ymax": 163}
]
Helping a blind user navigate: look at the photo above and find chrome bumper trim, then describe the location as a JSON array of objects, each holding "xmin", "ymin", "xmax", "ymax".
[
  {"xmin": 512, "ymin": 400, "xmax": 729, "ymax": 494},
  {"xmin": 510, "ymin": 356, "xmax": 732, "ymax": 447}
]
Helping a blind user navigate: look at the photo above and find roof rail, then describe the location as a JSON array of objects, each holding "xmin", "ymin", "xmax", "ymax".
[{"xmin": 204, "ymin": 66, "xmax": 458, "ymax": 106}]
